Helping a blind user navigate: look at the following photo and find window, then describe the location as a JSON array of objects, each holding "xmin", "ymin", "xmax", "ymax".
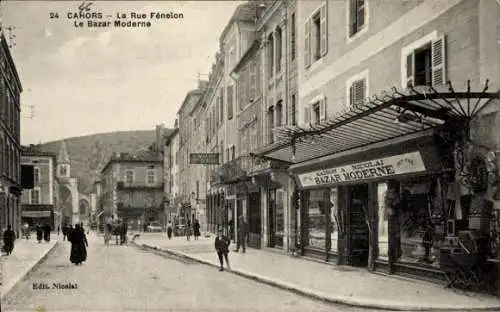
[
  {"xmin": 125, "ymin": 170, "xmax": 134, "ymax": 184},
  {"xmin": 219, "ymin": 90, "xmax": 224, "ymax": 123},
  {"xmin": 196, "ymin": 180, "xmax": 199, "ymax": 199},
  {"xmin": 404, "ymin": 36, "xmax": 446, "ymax": 88},
  {"xmin": 275, "ymin": 27, "xmax": 282, "ymax": 73},
  {"xmin": 249, "ymin": 60, "xmax": 256, "ymax": 101},
  {"xmin": 268, "ymin": 106, "xmax": 274, "ymax": 144},
  {"xmin": 226, "ymin": 148, "xmax": 230, "ymax": 163},
  {"xmin": 276, "ymin": 101, "xmax": 283, "ymax": 127},
  {"xmin": 304, "ymin": 2, "xmax": 327, "ymax": 68},
  {"xmin": 304, "ymin": 96, "xmax": 327, "ymax": 125},
  {"xmin": 147, "ymin": 169, "xmax": 156, "ymax": 184},
  {"xmin": 231, "ymin": 145, "xmax": 235, "ymax": 160},
  {"xmin": 267, "ymin": 33, "xmax": 274, "ymax": 78},
  {"xmin": 291, "ymin": 13, "xmax": 296, "ymax": 60},
  {"xmin": 312, "ymin": 102, "xmax": 321, "ymax": 124},
  {"xmin": 34, "ymin": 167, "xmax": 40, "ymax": 185},
  {"xmin": 347, "ymin": 70, "xmax": 369, "ymax": 108},
  {"xmin": 59, "ymin": 165, "xmax": 67, "ymax": 177},
  {"xmin": 30, "ymin": 187, "xmax": 41, "ymax": 204},
  {"xmin": 227, "ymin": 85, "xmax": 234, "ymax": 120},
  {"xmin": 349, "ymin": 0, "xmax": 365, "ymax": 37},
  {"xmin": 290, "ymin": 94, "xmax": 297, "ymax": 126}
]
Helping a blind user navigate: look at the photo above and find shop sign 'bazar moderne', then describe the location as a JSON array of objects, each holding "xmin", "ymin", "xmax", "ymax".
[{"xmin": 298, "ymin": 152, "xmax": 426, "ymax": 188}]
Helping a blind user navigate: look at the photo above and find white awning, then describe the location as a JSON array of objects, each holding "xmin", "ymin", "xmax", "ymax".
[{"xmin": 22, "ymin": 211, "xmax": 51, "ymax": 218}]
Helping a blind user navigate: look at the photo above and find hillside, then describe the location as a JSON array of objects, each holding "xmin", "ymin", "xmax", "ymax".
[{"xmin": 33, "ymin": 130, "xmax": 166, "ymax": 194}]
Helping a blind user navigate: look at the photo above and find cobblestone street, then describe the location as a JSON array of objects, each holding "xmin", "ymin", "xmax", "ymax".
[{"xmin": 2, "ymin": 234, "xmax": 374, "ymax": 312}]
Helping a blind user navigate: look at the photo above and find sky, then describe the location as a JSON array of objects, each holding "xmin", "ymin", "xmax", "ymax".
[{"xmin": 2, "ymin": 0, "xmax": 244, "ymax": 145}]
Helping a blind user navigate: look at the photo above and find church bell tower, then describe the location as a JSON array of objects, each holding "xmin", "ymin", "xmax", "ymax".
[{"xmin": 57, "ymin": 140, "xmax": 71, "ymax": 179}]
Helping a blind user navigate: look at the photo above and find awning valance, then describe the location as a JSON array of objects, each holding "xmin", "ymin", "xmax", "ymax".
[
  {"xmin": 255, "ymin": 81, "xmax": 499, "ymax": 164},
  {"xmin": 22, "ymin": 211, "xmax": 51, "ymax": 218}
]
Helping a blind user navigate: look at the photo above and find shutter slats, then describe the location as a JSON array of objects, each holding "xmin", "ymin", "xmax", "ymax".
[
  {"xmin": 320, "ymin": 2, "xmax": 328, "ymax": 57},
  {"xmin": 432, "ymin": 36, "xmax": 446, "ymax": 86},
  {"xmin": 304, "ymin": 19, "xmax": 311, "ymax": 68}
]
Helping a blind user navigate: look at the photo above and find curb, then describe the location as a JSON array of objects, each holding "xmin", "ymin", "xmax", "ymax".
[
  {"xmin": 1, "ymin": 240, "xmax": 59, "ymax": 301},
  {"xmin": 131, "ymin": 239, "xmax": 500, "ymax": 312}
]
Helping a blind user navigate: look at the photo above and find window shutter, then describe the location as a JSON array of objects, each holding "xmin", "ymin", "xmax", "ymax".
[
  {"xmin": 357, "ymin": 0, "xmax": 365, "ymax": 30},
  {"xmin": 349, "ymin": 0, "xmax": 357, "ymax": 36},
  {"xmin": 303, "ymin": 105, "xmax": 310, "ymax": 125},
  {"xmin": 304, "ymin": 19, "xmax": 311, "ymax": 68},
  {"xmin": 353, "ymin": 79, "xmax": 365, "ymax": 107},
  {"xmin": 320, "ymin": 97, "xmax": 327, "ymax": 121},
  {"xmin": 320, "ymin": 2, "xmax": 328, "ymax": 57},
  {"xmin": 405, "ymin": 52, "xmax": 414, "ymax": 88},
  {"xmin": 431, "ymin": 36, "xmax": 446, "ymax": 86},
  {"xmin": 249, "ymin": 61, "xmax": 256, "ymax": 100}
]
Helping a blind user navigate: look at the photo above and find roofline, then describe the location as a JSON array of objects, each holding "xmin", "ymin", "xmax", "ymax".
[
  {"xmin": 20, "ymin": 152, "xmax": 57, "ymax": 164},
  {"xmin": 176, "ymin": 89, "xmax": 205, "ymax": 115},
  {"xmin": 164, "ymin": 128, "xmax": 179, "ymax": 145},
  {"xmin": 1, "ymin": 32, "xmax": 23, "ymax": 92},
  {"xmin": 232, "ymin": 39, "xmax": 261, "ymax": 75},
  {"xmin": 100, "ymin": 158, "xmax": 162, "ymax": 174}
]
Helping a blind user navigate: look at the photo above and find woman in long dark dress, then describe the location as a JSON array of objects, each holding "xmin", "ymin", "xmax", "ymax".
[
  {"xmin": 69, "ymin": 224, "xmax": 88, "ymax": 265},
  {"xmin": 36, "ymin": 224, "xmax": 43, "ymax": 243},
  {"xmin": 193, "ymin": 220, "xmax": 201, "ymax": 240}
]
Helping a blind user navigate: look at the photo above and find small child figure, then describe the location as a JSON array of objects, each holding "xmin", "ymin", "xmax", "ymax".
[{"xmin": 214, "ymin": 227, "xmax": 231, "ymax": 272}]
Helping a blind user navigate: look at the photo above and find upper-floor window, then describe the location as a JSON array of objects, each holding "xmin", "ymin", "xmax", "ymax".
[
  {"xmin": 125, "ymin": 169, "xmax": 134, "ymax": 184},
  {"xmin": 231, "ymin": 145, "xmax": 235, "ymax": 160},
  {"xmin": 275, "ymin": 27, "xmax": 282, "ymax": 73},
  {"xmin": 219, "ymin": 90, "xmax": 224, "ymax": 124},
  {"xmin": 303, "ymin": 96, "xmax": 327, "ymax": 125},
  {"xmin": 34, "ymin": 167, "xmax": 40, "ymax": 185},
  {"xmin": 290, "ymin": 94, "xmax": 297, "ymax": 126},
  {"xmin": 349, "ymin": 0, "xmax": 366, "ymax": 37},
  {"xmin": 267, "ymin": 33, "xmax": 274, "ymax": 78},
  {"xmin": 304, "ymin": 2, "xmax": 327, "ymax": 68},
  {"xmin": 404, "ymin": 35, "xmax": 446, "ymax": 88},
  {"xmin": 147, "ymin": 169, "xmax": 156, "ymax": 184},
  {"xmin": 267, "ymin": 106, "xmax": 274, "ymax": 144},
  {"xmin": 227, "ymin": 85, "xmax": 234, "ymax": 120},
  {"xmin": 30, "ymin": 187, "xmax": 41, "ymax": 205},
  {"xmin": 276, "ymin": 101, "xmax": 283, "ymax": 127},
  {"xmin": 291, "ymin": 13, "xmax": 296, "ymax": 60},
  {"xmin": 347, "ymin": 70, "xmax": 369, "ymax": 108}
]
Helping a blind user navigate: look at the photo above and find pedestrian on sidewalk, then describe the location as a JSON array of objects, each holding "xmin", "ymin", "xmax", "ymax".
[
  {"xmin": 62, "ymin": 224, "xmax": 69, "ymax": 241},
  {"xmin": 36, "ymin": 224, "xmax": 43, "ymax": 243},
  {"xmin": 215, "ymin": 227, "xmax": 230, "ymax": 271},
  {"xmin": 193, "ymin": 219, "xmax": 201, "ymax": 240},
  {"xmin": 43, "ymin": 223, "xmax": 51, "ymax": 242},
  {"xmin": 2, "ymin": 225, "xmax": 16, "ymax": 255},
  {"xmin": 57, "ymin": 226, "xmax": 61, "ymax": 236},
  {"xmin": 186, "ymin": 220, "xmax": 192, "ymax": 241},
  {"xmin": 234, "ymin": 216, "xmax": 248, "ymax": 253},
  {"xmin": 69, "ymin": 223, "xmax": 88, "ymax": 266},
  {"xmin": 166, "ymin": 221, "xmax": 173, "ymax": 240}
]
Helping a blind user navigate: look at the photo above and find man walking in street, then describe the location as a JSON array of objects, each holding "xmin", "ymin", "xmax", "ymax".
[
  {"xmin": 234, "ymin": 216, "xmax": 248, "ymax": 253},
  {"xmin": 215, "ymin": 227, "xmax": 230, "ymax": 271},
  {"xmin": 166, "ymin": 220, "xmax": 173, "ymax": 239}
]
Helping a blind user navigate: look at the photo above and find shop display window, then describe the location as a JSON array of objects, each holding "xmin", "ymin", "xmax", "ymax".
[
  {"xmin": 377, "ymin": 183, "xmax": 389, "ymax": 260},
  {"xmin": 304, "ymin": 188, "xmax": 337, "ymax": 251},
  {"xmin": 393, "ymin": 177, "xmax": 446, "ymax": 268}
]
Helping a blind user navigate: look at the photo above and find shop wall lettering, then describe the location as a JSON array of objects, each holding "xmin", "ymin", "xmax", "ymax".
[{"xmin": 298, "ymin": 152, "xmax": 426, "ymax": 188}]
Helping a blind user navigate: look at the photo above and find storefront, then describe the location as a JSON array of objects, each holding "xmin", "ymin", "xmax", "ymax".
[
  {"xmin": 21, "ymin": 204, "xmax": 54, "ymax": 228},
  {"xmin": 256, "ymin": 82, "xmax": 500, "ymax": 289}
]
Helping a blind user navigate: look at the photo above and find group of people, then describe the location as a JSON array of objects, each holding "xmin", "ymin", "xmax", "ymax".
[
  {"xmin": 164, "ymin": 219, "xmax": 201, "ymax": 240},
  {"xmin": 104, "ymin": 216, "xmax": 128, "ymax": 245}
]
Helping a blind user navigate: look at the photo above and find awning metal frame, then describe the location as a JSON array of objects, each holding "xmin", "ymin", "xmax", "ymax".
[{"xmin": 256, "ymin": 80, "xmax": 499, "ymax": 164}]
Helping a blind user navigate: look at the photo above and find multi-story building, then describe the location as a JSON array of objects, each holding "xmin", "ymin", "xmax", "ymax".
[
  {"xmin": 253, "ymin": 0, "xmax": 298, "ymax": 252},
  {"xmin": 204, "ymin": 50, "xmax": 226, "ymax": 234},
  {"xmin": 0, "ymin": 31, "xmax": 23, "ymax": 235},
  {"xmin": 176, "ymin": 82, "xmax": 206, "ymax": 226},
  {"xmin": 256, "ymin": 0, "xmax": 500, "ymax": 284},
  {"xmin": 163, "ymin": 126, "xmax": 179, "ymax": 223},
  {"xmin": 211, "ymin": 1, "xmax": 264, "ymax": 243},
  {"xmin": 20, "ymin": 146, "xmax": 58, "ymax": 229},
  {"xmin": 100, "ymin": 150, "xmax": 164, "ymax": 231}
]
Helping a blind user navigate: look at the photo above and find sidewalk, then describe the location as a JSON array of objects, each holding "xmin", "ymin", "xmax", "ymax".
[
  {"xmin": 1, "ymin": 234, "xmax": 59, "ymax": 300},
  {"xmin": 134, "ymin": 233, "xmax": 500, "ymax": 311}
]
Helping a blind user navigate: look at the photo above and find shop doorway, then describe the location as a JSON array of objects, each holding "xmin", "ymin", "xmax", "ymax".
[
  {"xmin": 347, "ymin": 184, "xmax": 370, "ymax": 267},
  {"xmin": 268, "ymin": 189, "xmax": 284, "ymax": 248},
  {"xmin": 247, "ymin": 191, "xmax": 261, "ymax": 248}
]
